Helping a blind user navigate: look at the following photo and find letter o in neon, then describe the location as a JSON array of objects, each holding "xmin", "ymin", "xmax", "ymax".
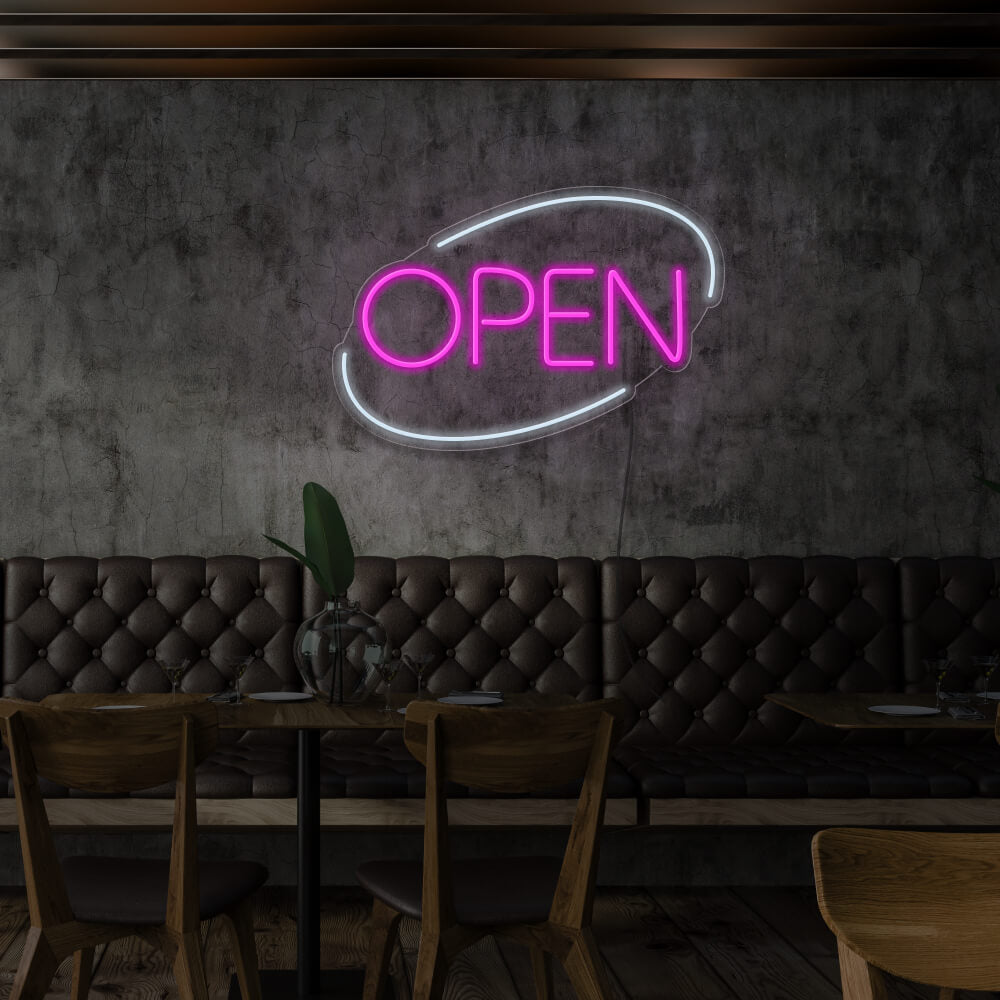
[{"xmin": 360, "ymin": 267, "xmax": 462, "ymax": 370}]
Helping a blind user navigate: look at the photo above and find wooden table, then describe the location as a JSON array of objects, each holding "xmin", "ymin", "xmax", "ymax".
[
  {"xmin": 40, "ymin": 690, "xmax": 572, "ymax": 999},
  {"xmin": 765, "ymin": 691, "xmax": 999, "ymax": 730}
]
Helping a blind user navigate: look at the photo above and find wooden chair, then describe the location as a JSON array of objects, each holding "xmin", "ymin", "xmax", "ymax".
[
  {"xmin": 0, "ymin": 701, "xmax": 267, "ymax": 1000},
  {"xmin": 357, "ymin": 698, "xmax": 625, "ymax": 1000},
  {"xmin": 813, "ymin": 826, "xmax": 1000, "ymax": 1000}
]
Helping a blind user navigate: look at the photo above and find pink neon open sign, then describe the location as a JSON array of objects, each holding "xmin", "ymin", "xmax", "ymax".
[
  {"xmin": 333, "ymin": 186, "xmax": 724, "ymax": 450},
  {"xmin": 359, "ymin": 264, "xmax": 688, "ymax": 372}
]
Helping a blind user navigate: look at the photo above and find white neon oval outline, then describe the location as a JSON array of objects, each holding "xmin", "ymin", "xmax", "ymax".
[
  {"xmin": 435, "ymin": 193, "xmax": 719, "ymax": 301},
  {"xmin": 340, "ymin": 351, "xmax": 628, "ymax": 445}
]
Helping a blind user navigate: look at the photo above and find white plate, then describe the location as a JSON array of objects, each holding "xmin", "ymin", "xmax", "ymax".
[
  {"xmin": 93, "ymin": 704, "xmax": 144, "ymax": 710},
  {"xmin": 437, "ymin": 694, "xmax": 504, "ymax": 706},
  {"xmin": 868, "ymin": 704, "xmax": 941, "ymax": 716},
  {"xmin": 247, "ymin": 692, "xmax": 314, "ymax": 702}
]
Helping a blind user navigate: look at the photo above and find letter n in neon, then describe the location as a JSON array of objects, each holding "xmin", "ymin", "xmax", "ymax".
[{"xmin": 605, "ymin": 267, "xmax": 688, "ymax": 370}]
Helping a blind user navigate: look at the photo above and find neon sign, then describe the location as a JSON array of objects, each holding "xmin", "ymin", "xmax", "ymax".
[
  {"xmin": 334, "ymin": 187, "xmax": 724, "ymax": 450},
  {"xmin": 358, "ymin": 264, "xmax": 688, "ymax": 371}
]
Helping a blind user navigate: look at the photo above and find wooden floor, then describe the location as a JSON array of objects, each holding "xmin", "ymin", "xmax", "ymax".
[{"xmin": 0, "ymin": 885, "xmax": 995, "ymax": 999}]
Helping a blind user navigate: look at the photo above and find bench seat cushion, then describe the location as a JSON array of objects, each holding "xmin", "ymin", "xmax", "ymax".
[
  {"xmin": 0, "ymin": 743, "xmax": 296, "ymax": 799},
  {"xmin": 932, "ymin": 746, "xmax": 1000, "ymax": 796},
  {"xmin": 318, "ymin": 743, "xmax": 637, "ymax": 798},
  {"xmin": 614, "ymin": 744, "xmax": 975, "ymax": 798}
]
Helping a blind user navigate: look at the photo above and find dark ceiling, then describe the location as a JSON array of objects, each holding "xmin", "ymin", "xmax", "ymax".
[{"xmin": 1, "ymin": 2, "xmax": 999, "ymax": 78}]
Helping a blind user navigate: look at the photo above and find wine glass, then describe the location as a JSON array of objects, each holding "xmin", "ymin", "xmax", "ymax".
[
  {"xmin": 228, "ymin": 655, "xmax": 254, "ymax": 704},
  {"xmin": 158, "ymin": 658, "xmax": 192, "ymax": 698},
  {"xmin": 973, "ymin": 654, "xmax": 1000, "ymax": 704},
  {"xmin": 922, "ymin": 658, "xmax": 954, "ymax": 710},
  {"xmin": 403, "ymin": 653, "xmax": 434, "ymax": 699},
  {"xmin": 376, "ymin": 657, "xmax": 400, "ymax": 713}
]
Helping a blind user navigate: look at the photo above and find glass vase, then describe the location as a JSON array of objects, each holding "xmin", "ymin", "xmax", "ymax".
[{"xmin": 294, "ymin": 598, "xmax": 388, "ymax": 704}]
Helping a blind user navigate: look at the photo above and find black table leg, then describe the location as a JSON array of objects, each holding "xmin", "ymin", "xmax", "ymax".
[
  {"xmin": 298, "ymin": 727, "xmax": 321, "ymax": 995},
  {"xmin": 231, "ymin": 728, "xmax": 376, "ymax": 999}
]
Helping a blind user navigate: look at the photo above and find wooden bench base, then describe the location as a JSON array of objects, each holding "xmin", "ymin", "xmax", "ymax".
[
  {"xmin": 0, "ymin": 797, "xmax": 638, "ymax": 831},
  {"xmin": 647, "ymin": 798, "xmax": 1000, "ymax": 827},
  {"xmin": 0, "ymin": 797, "xmax": 997, "ymax": 831}
]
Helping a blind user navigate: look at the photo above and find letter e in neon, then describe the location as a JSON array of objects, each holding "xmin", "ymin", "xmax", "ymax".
[{"xmin": 542, "ymin": 267, "xmax": 597, "ymax": 369}]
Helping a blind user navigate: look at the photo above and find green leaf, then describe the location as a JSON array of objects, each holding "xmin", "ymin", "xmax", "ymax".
[
  {"xmin": 262, "ymin": 533, "xmax": 333, "ymax": 599},
  {"xmin": 301, "ymin": 482, "xmax": 355, "ymax": 597},
  {"xmin": 976, "ymin": 476, "xmax": 1000, "ymax": 494}
]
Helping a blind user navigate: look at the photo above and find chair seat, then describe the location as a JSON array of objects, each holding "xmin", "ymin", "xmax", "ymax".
[
  {"xmin": 62, "ymin": 856, "xmax": 268, "ymax": 924},
  {"xmin": 356, "ymin": 856, "xmax": 562, "ymax": 925}
]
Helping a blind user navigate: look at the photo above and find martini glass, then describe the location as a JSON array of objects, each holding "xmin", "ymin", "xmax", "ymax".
[
  {"xmin": 973, "ymin": 654, "xmax": 1000, "ymax": 704},
  {"xmin": 158, "ymin": 658, "xmax": 192, "ymax": 698},
  {"xmin": 376, "ymin": 657, "xmax": 401, "ymax": 713},
  {"xmin": 403, "ymin": 653, "xmax": 434, "ymax": 699},
  {"xmin": 228, "ymin": 655, "xmax": 254, "ymax": 704}
]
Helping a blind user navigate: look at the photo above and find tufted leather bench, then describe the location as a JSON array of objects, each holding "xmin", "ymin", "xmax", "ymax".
[
  {"xmin": 314, "ymin": 556, "xmax": 635, "ymax": 800},
  {"xmin": 2, "ymin": 553, "xmax": 999, "ymax": 833},
  {"xmin": 1, "ymin": 555, "xmax": 300, "ymax": 800},
  {"xmin": 603, "ymin": 556, "xmax": 1000, "ymax": 823}
]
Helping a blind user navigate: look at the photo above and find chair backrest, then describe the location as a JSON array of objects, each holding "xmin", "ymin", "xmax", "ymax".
[
  {"xmin": 813, "ymin": 827, "xmax": 1000, "ymax": 992},
  {"xmin": 403, "ymin": 698, "xmax": 625, "ymax": 793},
  {"xmin": 403, "ymin": 698, "xmax": 625, "ymax": 931},
  {"xmin": 7, "ymin": 700, "xmax": 218, "ymax": 793},
  {"xmin": 1, "ymin": 701, "xmax": 216, "ymax": 933}
]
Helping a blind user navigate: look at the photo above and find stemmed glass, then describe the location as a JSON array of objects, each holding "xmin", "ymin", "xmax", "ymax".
[
  {"xmin": 376, "ymin": 656, "xmax": 401, "ymax": 713},
  {"xmin": 922, "ymin": 658, "xmax": 954, "ymax": 710},
  {"xmin": 973, "ymin": 654, "xmax": 1000, "ymax": 704},
  {"xmin": 158, "ymin": 658, "xmax": 192, "ymax": 698},
  {"xmin": 403, "ymin": 653, "xmax": 434, "ymax": 700},
  {"xmin": 228, "ymin": 655, "xmax": 254, "ymax": 704}
]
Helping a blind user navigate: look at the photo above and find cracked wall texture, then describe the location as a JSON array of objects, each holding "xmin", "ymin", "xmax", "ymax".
[{"xmin": 0, "ymin": 80, "xmax": 998, "ymax": 560}]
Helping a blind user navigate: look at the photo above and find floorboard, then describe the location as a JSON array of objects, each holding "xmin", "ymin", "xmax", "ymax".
[{"xmin": 0, "ymin": 886, "xmax": 995, "ymax": 999}]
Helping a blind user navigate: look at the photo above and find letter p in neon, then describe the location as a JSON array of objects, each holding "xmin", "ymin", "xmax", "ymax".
[{"xmin": 470, "ymin": 266, "xmax": 536, "ymax": 368}]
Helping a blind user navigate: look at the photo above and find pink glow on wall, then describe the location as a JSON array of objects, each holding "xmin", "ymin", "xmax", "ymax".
[
  {"xmin": 605, "ymin": 266, "xmax": 688, "ymax": 369},
  {"xmin": 541, "ymin": 266, "xmax": 597, "ymax": 369},
  {"xmin": 360, "ymin": 266, "xmax": 462, "ymax": 370},
  {"xmin": 470, "ymin": 265, "xmax": 536, "ymax": 368}
]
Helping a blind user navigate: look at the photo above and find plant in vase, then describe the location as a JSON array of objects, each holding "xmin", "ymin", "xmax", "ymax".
[{"xmin": 265, "ymin": 482, "xmax": 387, "ymax": 704}]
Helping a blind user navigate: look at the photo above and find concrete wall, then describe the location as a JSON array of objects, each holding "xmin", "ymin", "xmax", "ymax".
[{"xmin": 1, "ymin": 80, "xmax": 998, "ymax": 560}]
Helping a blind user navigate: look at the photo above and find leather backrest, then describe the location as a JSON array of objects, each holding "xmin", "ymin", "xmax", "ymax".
[
  {"xmin": 2, "ymin": 556, "xmax": 301, "ymax": 700},
  {"xmin": 602, "ymin": 556, "xmax": 899, "ymax": 745},
  {"xmin": 305, "ymin": 554, "xmax": 602, "ymax": 698},
  {"xmin": 306, "ymin": 555, "xmax": 601, "ymax": 746},
  {"xmin": 898, "ymin": 556, "xmax": 1000, "ymax": 745},
  {"xmin": 899, "ymin": 557, "xmax": 1000, "ymax": 688}
]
